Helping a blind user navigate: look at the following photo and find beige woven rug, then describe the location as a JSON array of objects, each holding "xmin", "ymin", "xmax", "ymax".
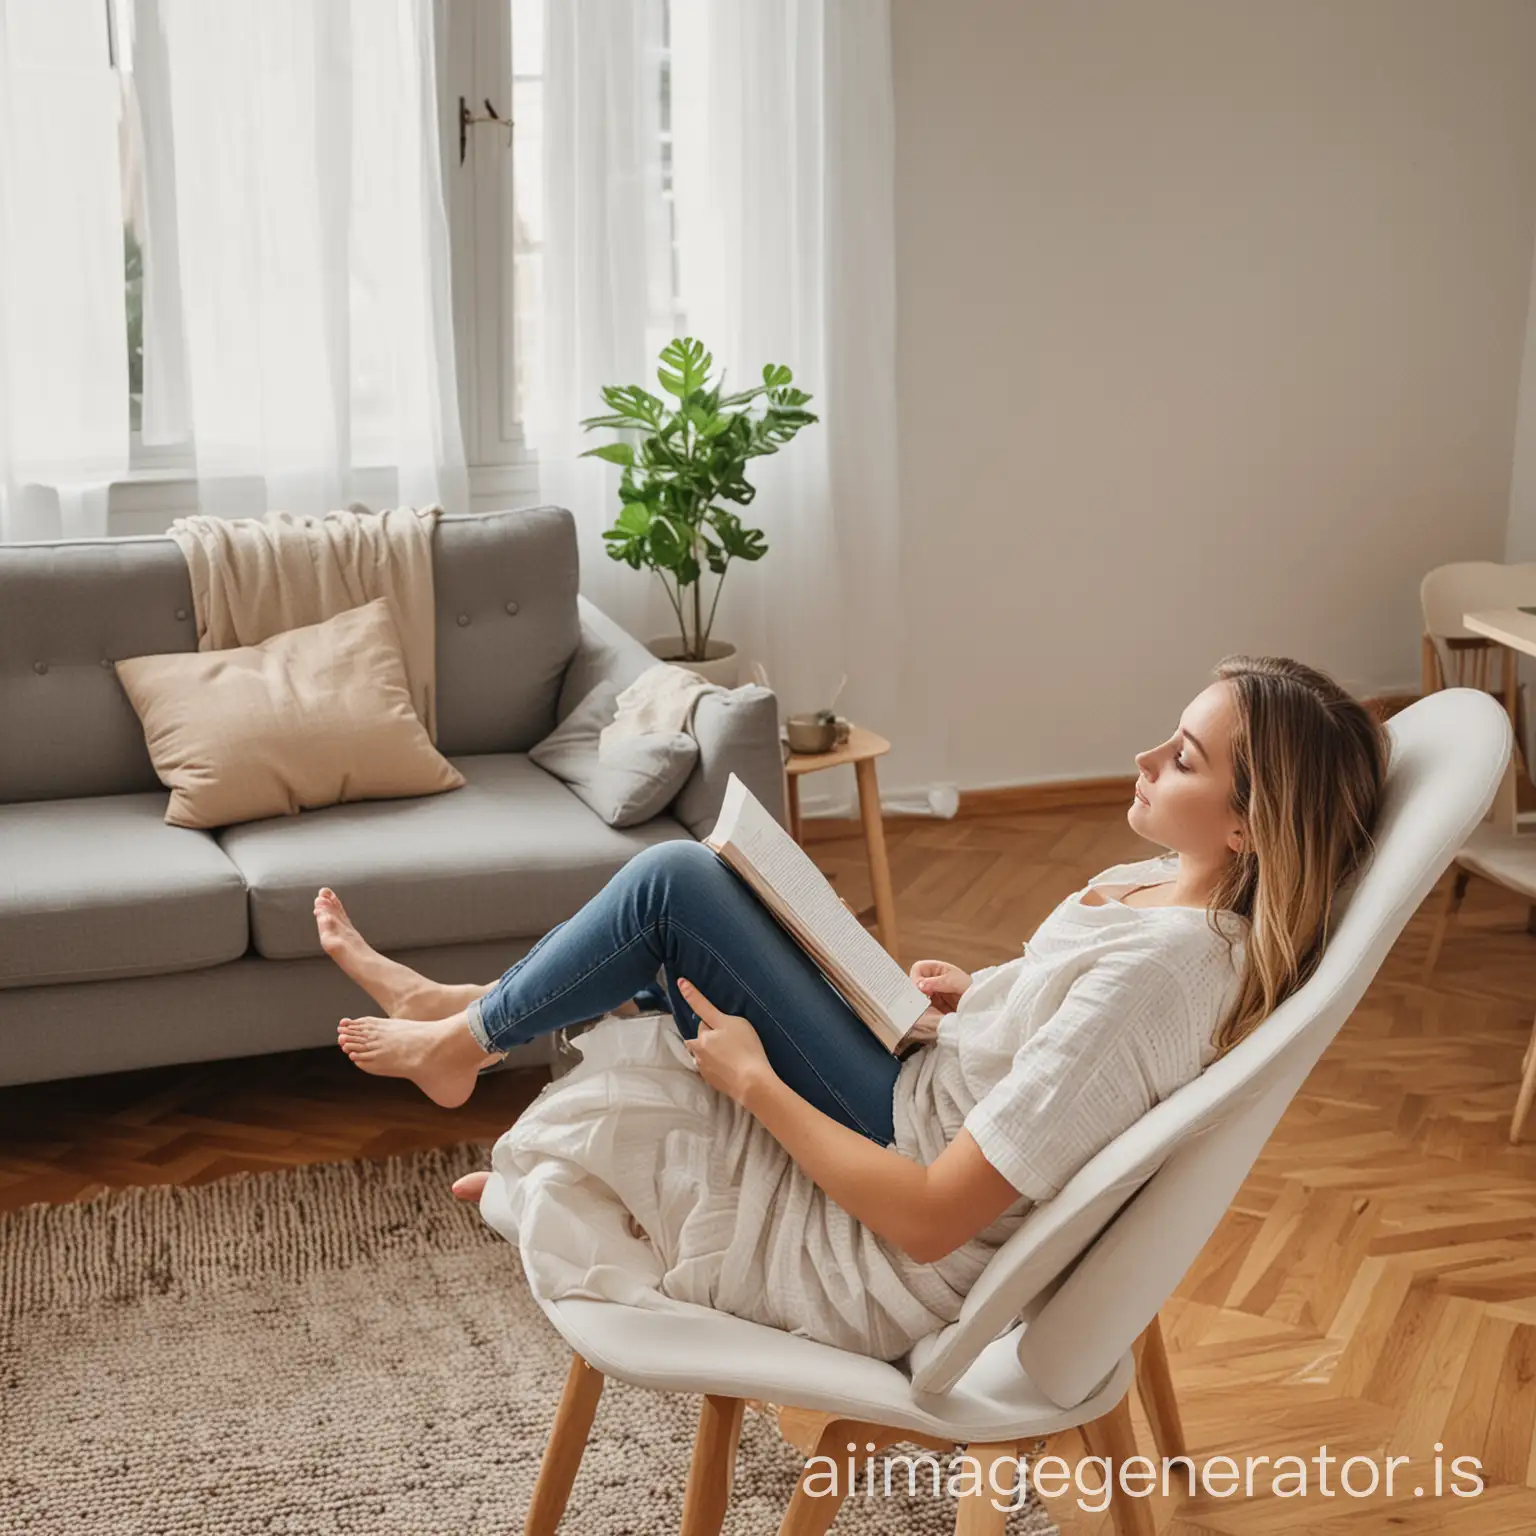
[{"xmin": 0, "ymin": 1140, "xmax": 1060, "ymax": 1534}]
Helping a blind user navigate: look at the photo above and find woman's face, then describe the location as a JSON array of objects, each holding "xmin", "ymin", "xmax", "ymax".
[{"xmin": 1128, "ymin": 680, "xmax": 1246, "ymax": 860}]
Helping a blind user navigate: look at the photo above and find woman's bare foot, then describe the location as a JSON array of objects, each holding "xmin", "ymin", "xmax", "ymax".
[
  {"xmin": 337, "ymin": 1011, "xmax": 503, "ymax": 1108},
  {"xmin": 315, "ymin": 888, "xmax": 484, "ymax": 1020},
  {"xmin": 452, "ymin": 1170, "xmax": 491, "ymax": 1202}
]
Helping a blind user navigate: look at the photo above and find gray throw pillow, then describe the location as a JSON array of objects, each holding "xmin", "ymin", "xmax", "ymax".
[{"xmin": 529, "ymin": 679, "xmax": 699, "ymax": 828}]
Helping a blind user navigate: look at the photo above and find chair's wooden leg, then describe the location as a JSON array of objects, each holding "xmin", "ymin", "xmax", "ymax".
[
  {"xmin": 1078, "ymin": 1391, "xmax": 1157, "ymax": 1536},
  {"xmin": 770, "ymin": 1405, "xmax": 837, "ymax": 1456},
  {"xmin": 681, "ymin": 1395, "xmax": 746, "ymax": 1536},
  {"xmin": 1513, "ymin": 1010, "xmax": 1536, "ymax": 1145},
  {"xmin": 1132, "ymin": 1312, "xmax": 1187, "ymax": 1461},
  {"xmin": 1421, "ymin": 868, "xmax": 1470, "ymax": 982},
  {"xmin": 954, "ymin": 1441, "xmax": 1022, "ymax": 1535},
  {"xmin": 1422, "ymin": 633, "xmax": 1443, "ymax": 697},
  {"xmin": 778, "ymin": 1417, "xmax": 863, "ymax": 1536},
  {"xmin": 524, "ymin": 1354, "xmax": 605, "ymax": 1536}
]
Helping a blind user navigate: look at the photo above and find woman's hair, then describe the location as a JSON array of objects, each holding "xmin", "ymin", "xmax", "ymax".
[{"xmin": 1200, "ymin": 655, "xmax": 1391, "ymax": 1060}]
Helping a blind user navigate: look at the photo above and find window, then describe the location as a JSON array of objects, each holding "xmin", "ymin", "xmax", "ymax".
[
  {"xmin": 90, "ymin": 0, "xmax": 678, "ymax": 517},
  {"xmin": 99, "ymin": 0, "xmax": 535, "ymax": 508}
]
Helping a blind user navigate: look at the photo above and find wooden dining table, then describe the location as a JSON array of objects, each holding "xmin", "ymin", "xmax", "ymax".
[{"xmin": 1462, "ymin": 606, "xmax": 1536, "ymax": 688}]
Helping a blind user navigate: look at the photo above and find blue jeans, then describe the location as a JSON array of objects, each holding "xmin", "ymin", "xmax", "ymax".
[{"xmin": 466, "ymin": 839, "xmax": 902, "ymax": 1143}]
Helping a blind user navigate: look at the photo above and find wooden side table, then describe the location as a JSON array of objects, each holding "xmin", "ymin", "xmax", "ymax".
[{"xmin": 784, "ymin": 725, "xmax": 899, "ymax": 955}]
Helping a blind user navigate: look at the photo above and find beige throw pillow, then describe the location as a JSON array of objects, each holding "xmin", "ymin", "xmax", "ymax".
[{"xmin": 115, "ymin": 597, "xmax": 466, "ymax": 829}]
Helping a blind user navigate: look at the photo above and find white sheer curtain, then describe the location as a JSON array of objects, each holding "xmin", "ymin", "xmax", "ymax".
[
  {"xmin": 134, "ymin": 0, "xmax": 466, "ymax": 519},
  {"xmin": 526, "ymin": 0, "xmax": 677, "ymax": 637},
  {"xmin": 534, "ymin": 0, "xmax": 901, "ymax": 723},
  {"xmin": 0, "ymin": 0, "xmax": 129, "ymax": 541},
  {"xmin": 669, "ymin": 0, "xmax": 901, "ymax": 723}
]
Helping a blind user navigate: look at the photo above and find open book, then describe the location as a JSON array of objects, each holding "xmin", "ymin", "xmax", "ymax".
[{"xmin": 703, "ymin": 772, "xmax": 933, "ymax": 1056}]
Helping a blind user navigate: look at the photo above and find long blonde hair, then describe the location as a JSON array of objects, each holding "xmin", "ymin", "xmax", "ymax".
[{"xmin": 1199, "ymin": 655, "xmax": 1390, "ymax": 1060}]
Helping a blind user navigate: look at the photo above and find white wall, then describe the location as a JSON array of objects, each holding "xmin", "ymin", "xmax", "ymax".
[{"xmin": 889, "ymin": 0, "xmax": 1536, "ymax": 801}]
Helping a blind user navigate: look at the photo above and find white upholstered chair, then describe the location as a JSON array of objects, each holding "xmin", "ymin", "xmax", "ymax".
[
  {"xmin": 1420, "ymin": 563, "xmax": 1536, "ymax": 1139},
  {"xmin": 480, "ymin": 686, "xmax": 1511, "ymax": 1536}
]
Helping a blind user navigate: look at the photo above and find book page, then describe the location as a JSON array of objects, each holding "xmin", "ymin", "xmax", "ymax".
[{"xmin": 706, "ymin": 775, "xmax": 930, "ymax": 1040}]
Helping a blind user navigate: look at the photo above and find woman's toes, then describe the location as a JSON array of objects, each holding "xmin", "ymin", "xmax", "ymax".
[{"xmin": 338, "ymin": 1018, "xmax": 372, "ymax": 1052}]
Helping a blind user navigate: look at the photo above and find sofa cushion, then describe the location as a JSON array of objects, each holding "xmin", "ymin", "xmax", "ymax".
[
  {"xmin": 528, "ymin": 678, "xmax": 699, "ymax": 828},
  {"xmin": 0, "ymin": 537, "xmax": 199, "ymax": 804},
  {"xmin": 115, "ymin": 597, "xmax": 466, "ymax": 829},
  {"xmin": 0, "ymin": 508, "xmax": 582, "ymax": 807},
  {"xmin": 216, "ymin": 754, "xmax": 695, "ymax": 960},
  {"xmin": 0, "ymin": 794, "xmax": 250, "ymax": 989},
  {"xmin": 433, "ymin": 506, "xmax": 582, "ymax": 757}
]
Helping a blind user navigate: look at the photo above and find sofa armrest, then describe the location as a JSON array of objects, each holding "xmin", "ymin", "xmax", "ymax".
[
  {"xmin": 556, "ymin": 593, "xmax": 666, "ymax": 723},
  {"xmin": 557, "ymin": 594, "xmax": 787, "ymax": 839},
  {"xmin": 671, "ymin": 684, "xmax": 788, "ymax": 839}
]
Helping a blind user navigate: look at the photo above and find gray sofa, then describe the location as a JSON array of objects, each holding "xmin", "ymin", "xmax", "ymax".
[{"xmin": 0, "ymin": 505, "xmax": 787, "ymax": 1088}]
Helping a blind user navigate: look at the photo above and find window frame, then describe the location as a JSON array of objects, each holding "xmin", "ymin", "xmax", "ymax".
[{"xmin": 105, "ymin": 0, "xmax": 535, "ymax": 527}]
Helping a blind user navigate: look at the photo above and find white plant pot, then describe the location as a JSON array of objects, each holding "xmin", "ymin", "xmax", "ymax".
[{"xmin": 646, "ymin": 634, "xmax": 741, "ymax": 687}]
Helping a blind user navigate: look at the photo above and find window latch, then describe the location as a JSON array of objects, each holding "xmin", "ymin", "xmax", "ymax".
[{"xmin": 459, "ymin": 97, "xmax": 513, "ymax": 166}]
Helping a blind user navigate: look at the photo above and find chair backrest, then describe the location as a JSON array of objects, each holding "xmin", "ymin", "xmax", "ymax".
[
  {"xmin": 1420, "ymin": 560, "xmax": 1536, "ymax": 670},
  {"xmin": 908, "ymin": 687, "xmax": 1511, "ymax": 1404}
]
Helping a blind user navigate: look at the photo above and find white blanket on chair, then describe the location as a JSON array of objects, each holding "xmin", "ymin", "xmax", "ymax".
[{"xmin": 474, "ymin": 1012, "xmax": 992, "ymax": 1362}]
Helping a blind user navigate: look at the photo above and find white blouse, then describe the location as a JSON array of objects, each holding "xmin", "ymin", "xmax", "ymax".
[{"xmin": 893, "ymin": 849, "xmax": 1250, "ymax": 1202}]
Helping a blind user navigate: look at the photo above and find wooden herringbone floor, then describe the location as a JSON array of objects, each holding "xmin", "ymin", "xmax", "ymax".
[{"xmin": 4, "ymin": 799, "xmax": 1536, "ymax": 1532}]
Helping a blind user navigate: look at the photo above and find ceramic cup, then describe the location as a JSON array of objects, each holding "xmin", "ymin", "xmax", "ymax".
[{"xmin": 786, "ymin": 713, "xmax": 851, "ymax": 754}]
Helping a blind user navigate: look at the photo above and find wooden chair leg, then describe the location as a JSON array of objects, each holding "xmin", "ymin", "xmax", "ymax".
[
  {"xmin": 1132, "ymin": 1312, "xmax": 1187, "ymax": 1461},
  {"xmin": 525, "ymin": 1354, "xmax": 605, "ymax": 1536},
  {"xmin": 1421, "ymin": 867, "xmax": 1470, "ymax": 982},
  {"xmin": 1078, "ymin": 1391, "xmax": 1157, "ymax": 1536},
  {"xmin": 778, "ymin": 1417, "xmax": 858, "ymax": 1536},
  {"xmin": 681, "ymin": 1395, "xmax": 746, "ymax": 1536},
  {"xmin": 1513, "ymin": 1010, "xmax": 1536, "ymax": 1145},
  {"xmin": 1422, "ymin": 633, "xmax": 1443, "ymax": 697},
  {"xmin": 954, "ymin": 1441, "xmax": 1022, "ymax": 1535}
]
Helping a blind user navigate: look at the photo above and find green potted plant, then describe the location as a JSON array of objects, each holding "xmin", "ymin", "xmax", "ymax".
[{"xmin": 580, "ymin": 336, "xmax": 818, "ymax": 684}]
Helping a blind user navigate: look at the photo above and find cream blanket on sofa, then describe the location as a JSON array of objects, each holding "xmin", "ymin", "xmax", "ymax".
[{"xmin": 168, "ymin": 505, "xmax": 443, "ymax": 740}]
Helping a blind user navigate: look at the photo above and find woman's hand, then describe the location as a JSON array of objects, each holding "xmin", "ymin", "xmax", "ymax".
[
  {"xmin": 910, "ymin": 959, "xmax": 973, "ymax": 1013},
  {"xmin": 676, "ymin": 977, "xmax": 777, "ymax": 1108}
]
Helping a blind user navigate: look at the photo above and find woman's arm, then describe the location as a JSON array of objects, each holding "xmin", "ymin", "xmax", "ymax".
[
  {"xmin": 748, "ymin": 1073, "xmax": 1023, "ymax": 1263},
  {"xmin": 676, "ymin": 977, "xmax": 1022, "ymax": 1264}
]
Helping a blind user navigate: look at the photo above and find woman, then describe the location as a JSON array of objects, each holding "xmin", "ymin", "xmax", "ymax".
[{"xmin": 320, "ymin": 654, "xmax": 1388, "ymax": 1360}]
